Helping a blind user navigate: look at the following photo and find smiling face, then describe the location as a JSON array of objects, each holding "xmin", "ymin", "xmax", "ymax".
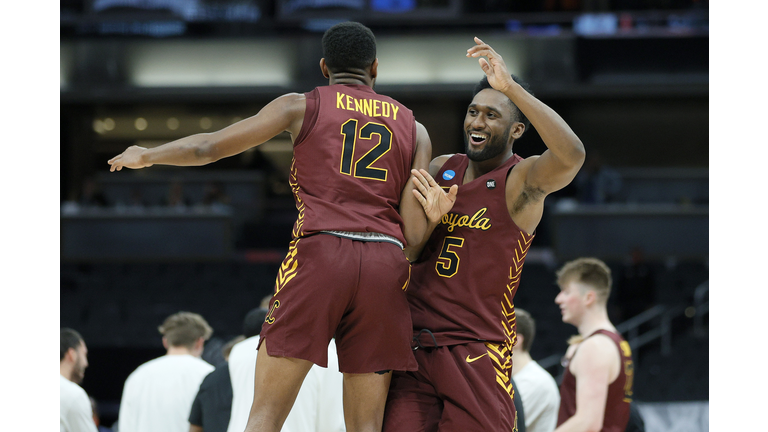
[{"xmin": 464, "ymin": 88, "xmax": 520, "ymax": 162}]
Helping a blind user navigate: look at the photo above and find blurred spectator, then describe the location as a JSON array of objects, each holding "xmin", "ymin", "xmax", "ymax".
[
  {"xmin": 189, "ymin": 334, "xmax": 245, "ymax": 432},
  {"xmin": 79, "ymin": 177, "xmax": 110, "ymax": 207},
  {"xmin": 61, "ymin": 328, "xmax": 98, "ymax": 432},
  {"xmin": 199, "ymin": 181, "xmax": 231, "ymax": 213},
  {"xmin": 164, "ymin": 180, "xmax": 192, "ymax": 210},
  {"xmin": 128, "ymin": 187, "xmax": 147, "ymax": 210},
  {"xmin": 202, "ymin": 181, "xmax": 229, "ymax": 205},
  {"xmin": 89, "ymin": 397, "xmax": 114, "ymax": 432},
  {"xmin": 227, "ymin": 309, "xmax": 345, "ymax": 432},
  {"xmin": 512, "ymin": 310, "xmax": 560, "ymax": 432},
  {"xmin": 259, "ymin": 293, "xmax": 272, "ymax": 310},
  {"xmin": 118, "ymin": 312, "xmax": 215, "ymax": 432},
  {"xmin": 574, "ymin": 151, "xmax": 622, "ymax": 204}
]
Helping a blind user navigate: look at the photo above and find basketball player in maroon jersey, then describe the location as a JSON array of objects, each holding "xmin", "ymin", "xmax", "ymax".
[
  {"xmin": 382, "ymin": 38, "xmax": 585, "ymax": 432},
  {"xmin": 108, "ymin": 22, "xmax": 438, "ymax": 432},
  {"xmin": 554, "ymin": 258, "xmax": 633, "ymax": 432}
]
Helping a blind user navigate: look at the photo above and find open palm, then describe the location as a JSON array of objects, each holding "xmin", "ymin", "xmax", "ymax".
[{"xmin": 411, "ymin": 169, "xmax": 458, "ymax": 224}]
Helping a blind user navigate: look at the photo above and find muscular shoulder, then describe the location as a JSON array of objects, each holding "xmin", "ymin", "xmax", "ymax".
[
  {"xmin": 572, "ymin": 334, "xmax": 620, "ymax": 371},
  {"xmin": 277, "ymin": 92, "xmax": 307, "ymax": 116},
  {"xmin": 429, "ymin": 154, "xmax": 455, "ymax": 177}
]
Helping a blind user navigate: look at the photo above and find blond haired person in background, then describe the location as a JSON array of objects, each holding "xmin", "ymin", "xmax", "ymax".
[{"xmin": 118, "ymin": 312, "xmax": 215, "ymax": 432}]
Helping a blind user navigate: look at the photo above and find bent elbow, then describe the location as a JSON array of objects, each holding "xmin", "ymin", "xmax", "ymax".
[{"xmin": 571, "ymin": 139, "xmax": 586, "ymax": 167}]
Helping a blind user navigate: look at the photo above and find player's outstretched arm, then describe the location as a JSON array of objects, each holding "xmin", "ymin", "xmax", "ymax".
[
  {"xmin": 108, "ymin": 93, "xmax": 306, "ymax": 171},
  {"xmin": 467, "ymin": 37, "xmax": 585, "ymax": 195}
]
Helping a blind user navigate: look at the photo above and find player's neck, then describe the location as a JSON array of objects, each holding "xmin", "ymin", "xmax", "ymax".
[
  {"xmin": 60, "ymin": 363, "xmax": 74, "ymax": 382},
  {"xmin": 511, "ymin": 350, "xmax": 532, "ymax": 376},
  {"xmin": 577, "ymin": 308, "xmax": 614, "ymax": 337},
  {"xmin": 329, "ymin": 73, "xmax": 372, "ymax": 87},
  {"xmin": 166, "ymin": 345, "xmax": 197, "ymax": 357},
  {"xmin": 464, "ymin": 148, "xmax": 514, "ymax": 183}
]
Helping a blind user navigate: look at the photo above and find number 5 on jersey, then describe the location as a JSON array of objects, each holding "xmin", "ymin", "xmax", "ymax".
[
  {"xmin": 340, "ymin": 119, "xmax": 392, "ymax": 181},
  {"xmin": 436, "ymin": 237, "xmax": 464, "ymax": 278}
]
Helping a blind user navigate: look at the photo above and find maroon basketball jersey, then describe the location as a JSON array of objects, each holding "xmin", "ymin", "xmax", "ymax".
[
  {"xmin": 289, "ymin": 84, "xmax": 416, "ymax": 244},
  {"xmin": 408, "ymin": 153, "xmax": 534, "ymax": 350},
  {"xmin": 557, "ymin": 330, "xmax": 633, "ymax": 432}
]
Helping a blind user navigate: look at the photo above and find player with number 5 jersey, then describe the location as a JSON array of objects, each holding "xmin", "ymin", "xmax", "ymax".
[{"xmin": 383, "ymin": 37, "xmax": 586, "ymax": 432}]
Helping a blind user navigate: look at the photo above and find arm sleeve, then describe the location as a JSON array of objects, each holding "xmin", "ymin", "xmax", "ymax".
[{"xmin": 188, "ymin": 384, "xmax": 205, "ymax": 426}]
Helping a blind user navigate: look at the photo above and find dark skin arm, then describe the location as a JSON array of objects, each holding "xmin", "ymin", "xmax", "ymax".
[
  {"xmin": 108, "ymin": 93, "xmax": 306, "ymax": 170},
  {"xmin": 402, "ymin": 122, "xmax": 439, "ymax": 261},
  {"xmin": 404, "ymin": 155, "xmax": 458, "ymax": 261},
  {"xmin": 468, "ymin": 37, "xmax": 586, "ymax": 234},
  {"xmin": 411, "ymin": 37, "xmax": 585, "ymax": 246}
]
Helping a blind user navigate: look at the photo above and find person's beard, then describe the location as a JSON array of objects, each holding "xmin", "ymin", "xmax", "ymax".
[
  {"xmin": 465, "ymin": 124, "xmax": 512, "ymax": 162},
  {"xmin": 71, "ymin": 359, "xmax": 86, "ymax": 384}
]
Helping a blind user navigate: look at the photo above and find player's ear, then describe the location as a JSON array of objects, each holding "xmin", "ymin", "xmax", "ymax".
[
  {"xmin": 320, "ymin": 58, "xmax": 330, "ymax": 79},
  {"xmin": 370, "ymin": 58, "xmax": 379, "ymax": 80},
  {"xmin": 510, "ymin": 122, "xmax": 525, "ymax": 140},
  {"xmin": 514, "ymin": 334, "xmax": 524, "ymax": 349},
  {"xmin": 584, "ymin": 290, "xmax": 597, "ymax": 306}
]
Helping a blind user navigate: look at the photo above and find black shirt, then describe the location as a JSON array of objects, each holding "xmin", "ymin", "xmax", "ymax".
[{"xmin": 188, "ymin": 363, "xmax": 233, "ymax": 432}]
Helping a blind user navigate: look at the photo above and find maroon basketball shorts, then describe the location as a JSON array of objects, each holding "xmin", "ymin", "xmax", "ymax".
[
  {"xmin": 383, "ymin": 342, "xmax": 519, "ymax": 432},
  {"xmin": 258, "ymin": 233, "xmax": 418, "ymax": 374}
]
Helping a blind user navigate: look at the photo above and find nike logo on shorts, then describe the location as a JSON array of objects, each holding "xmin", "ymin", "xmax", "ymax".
[{"xmin": 465, "ymin": 353, "xmax": 488, "ymax": 363}]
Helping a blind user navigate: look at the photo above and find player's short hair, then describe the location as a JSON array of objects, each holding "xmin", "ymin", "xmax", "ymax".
[
  {"xmin": 556, "ymin": 257, "xmax": 613, "ymax": 304},
  {"xmin": 322, "ymin": 21, "xmax": 377, "ymax": 73},
  {"xmin": 242, "ymin": 308, "xmax": 268, "ymax": 339},
  {"xmin": 472, "ymin": 75, "xmax": 533, "ymax": 133},
  {"xmin": 61, "ymin": 328, "xmax": 84, "ymax": 361},
  {"xmin": 158, "ymin": 312, "xmax": 213, "ymax": 349},
  {"xmin": 514, "ymin": 309, "xmax": 535, "ymax": 352}
]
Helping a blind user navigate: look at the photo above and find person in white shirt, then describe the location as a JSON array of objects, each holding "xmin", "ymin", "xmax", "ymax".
[
  {"xmin": 117, "ymin": 311, "xmax": 215, "ymax": 432},
  {"xmin": 61, "ymin": 328, "xmax": 97, "ymax": 432},
  {"xmin": 512, "ymin": 309, "xmax": 560, "ymax": 432},
  {"xmin": 228, "ymin": 309, "xmax": 345, "ymax": 432}
]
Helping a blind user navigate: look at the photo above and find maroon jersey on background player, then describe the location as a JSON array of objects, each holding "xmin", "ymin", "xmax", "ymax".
[
  {"xmin": 558, "ymin": 330, "xmax": 633, "ymax": 432},
  {"xmin": 290, "ymin": 84, "xmax": 416, "ymax": 245}
]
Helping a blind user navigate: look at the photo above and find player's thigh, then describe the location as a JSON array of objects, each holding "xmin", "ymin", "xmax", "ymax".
[
  {"xmin": 260, "ymin": 234, "xmax": 358, "ymax": 367},
  {"xmin": 336, "ymin": 241, "xmax": 416, "ymax": 373},
  {"xmin": 436, "ymin": 343, "xmax": 519, "ymax": 432},
  {"xmin": 383, "ymin": 370, "xmax": 442, "ymax": 432},
  {"xmin": 248, "ymin": 340, "xmax": 314, "ymax": 426}
]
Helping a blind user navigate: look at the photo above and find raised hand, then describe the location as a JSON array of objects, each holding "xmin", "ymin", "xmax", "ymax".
[
  {"xmin": 466, "ymin": 37, "xmax": 515, "ymax": 94},
  {"xmin": 108, "ymin": 146, "xmax": 152, "ymax": 172},
  {"xmin": 411, "ymin": 169, "xmax": 458, "ymax": 224}
]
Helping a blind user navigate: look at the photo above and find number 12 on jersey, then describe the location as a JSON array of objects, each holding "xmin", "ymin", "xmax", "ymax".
[
  {"xmin": 340, "ymin": 119, "xmax": 392, "ymax": 181},
  {"xmin": 436, "ymin": 236, "xmax": 464, "ymax": 278}
]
